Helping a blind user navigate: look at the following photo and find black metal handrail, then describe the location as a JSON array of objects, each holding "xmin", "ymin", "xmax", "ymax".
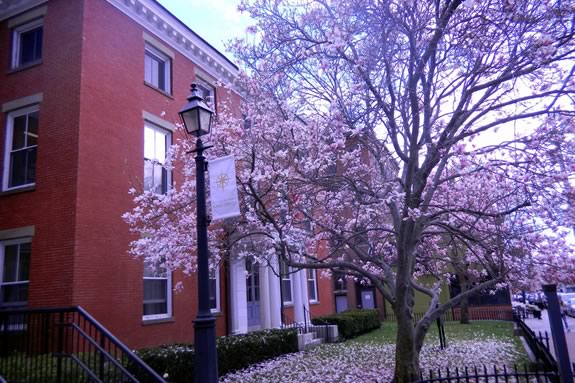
[
  {"xmin": 303, "ymin": 305, "xmax": 330, "ymax": 343},
  {"xmin": 0, "ymin": 306, "xmax": 165, "ymax": 383},
  {"xmin": 281, "ymin": 312, "xmax": 306, "ymax": 335},
  {"xmin": 513, "ymin": 312, "xmax": 558, "ymax": 371}
]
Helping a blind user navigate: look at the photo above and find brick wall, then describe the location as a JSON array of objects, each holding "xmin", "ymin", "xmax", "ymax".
[{"xmin": 0, "ymin": 0, "xmax": 85, "ymax": 307}]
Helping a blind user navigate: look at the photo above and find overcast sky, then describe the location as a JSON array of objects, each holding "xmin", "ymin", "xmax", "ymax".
[{"xmin": 157, "ymin": 0, "xmax": 252, "ymax": 57}]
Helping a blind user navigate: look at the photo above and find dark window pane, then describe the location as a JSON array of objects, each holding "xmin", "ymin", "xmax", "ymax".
[
  {"xmin": 11, "ymin": 115, "xmax": 27, "ymax": 150},
  {"xmin": 209, "ymin": 278, "xmax": 217, "ymax": 309},
  {"xmin": 1, "ymin": 284, "xmax": 28, "ymax": 306},
  {"xmin": 19, "ymin": 243, "xmax": 31, "ymax": 281},
  {"xmin": 27, "ymin": 112, "xmax": 39, "ymax": 146},
  {"xmin": 9, "ymin": 151, "xmax": 26, "ymax": 188},
  {"xmin": 308, "ymin": 281, "xmax": 316, "ymax": 301},
  {"xmin": 25, "ymin": 148, "xmax": 36, "ymax": 184},
  {"xmin": 282, "ymin": 280, "xmax": 292, "ymax": 302},
  {"xmin": 3, "ymin": 245, "xmax": 19, "ymax": 282},
  {"xmin": 157, "ymin": 60, "xmax": 165, "ymax": 90},
  {"xmin": 19, "ymin": 27, "xmax": 42, "ymax": 65},
  {"xmin": 143, "ymin": 302, "xmax": 167, "ymax": 316},
  {"xmin": 143, "ymin": 279, "xmax": 167, "ymax": 301}
]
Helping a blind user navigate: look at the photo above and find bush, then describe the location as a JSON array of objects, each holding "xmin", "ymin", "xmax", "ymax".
[
  {"xmin": 131, "ymin": 344, "xmax": 194, "ymax": 383},
  {"xmin": 217, "ymin": 328, "xmax": 298, "ymax": 374},
  {"xmin": 132, "ymin": 328, "xmax": 298, "ymax": 382},
  {"xmin": 312, "ymin": 309, "xmax": 380, "ymax": 339}
]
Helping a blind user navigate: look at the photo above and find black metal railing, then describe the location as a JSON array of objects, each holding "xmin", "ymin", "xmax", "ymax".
[
  {"xmin": 384, "ymin": 308, "xmax": 514, "ymax": 323},
  {"xmin": 303, "ymin": 305, "xmax": 330, "ymax": 343},
  {"xmin": 0, "ymin": 306, "xmax": 165, "ymax": 383},
  {"xmin": 513, "ymin": 311, "xmax": 558, "ymax": 372},
  {"xmin": 414, "ymin": 364, "xmax": 560, "ymax": 383},
  {"xmin": 281, "ymin": 312, "xmax": 305, "ymax": 335}
]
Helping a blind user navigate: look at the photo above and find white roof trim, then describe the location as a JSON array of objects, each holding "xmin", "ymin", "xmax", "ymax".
[
  {"xmin": 0, "ymin": 0, "xmax": 48, "ymax": 22},
  {"xmin": 106, "ymin": 0, "xmax": 238, "ymax": 82}
]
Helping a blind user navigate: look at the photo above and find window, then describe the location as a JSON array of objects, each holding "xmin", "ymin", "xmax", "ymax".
[
  {"xmin": 144, "ymin": 124, "xmax": 171, "ymax": 194},
  {"xmin": 280, "ymin": 260, "xmax": 292, "ymax": 304},
  {"xmin": 196, "ymin": 78, "xmax": 215, "ymax": 108},
  {"xmin": 307, "ymin": 269, "xmax": 318, "ymax": 302},
  {"xmin": 144, "ymin": 44, "xmax": 171, "ymax": 94},
  {"xmin": 11, "ymin": 19, "xmax": 43, "ymax": 69},
  {"xmin": 143, "ymin": 263, "xmax": 172, "ymax": 320},
  {"xmin": 1, "ymin": 239, "xmax": 31, "ymax": 308},
  {"xmin": 3, "ymin": 106, "xmax": 39, "ymax": 190},
  {"xmin": 209, "ymin": 266, "xmax": 220, "ymax": 313},
  {"xmin": 333, "ymin": 271, "xmax": 347, "ymax": 292}
]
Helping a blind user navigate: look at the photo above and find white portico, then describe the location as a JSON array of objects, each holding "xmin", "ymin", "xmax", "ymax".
[{"xmin": 229, "ymin": 255, "xmax": 311, "ymax": 334}]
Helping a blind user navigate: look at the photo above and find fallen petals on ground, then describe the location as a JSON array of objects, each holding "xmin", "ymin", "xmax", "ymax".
[{"xmin": 220, "ymin": 337, "xmax": 524, "ymax": 383}]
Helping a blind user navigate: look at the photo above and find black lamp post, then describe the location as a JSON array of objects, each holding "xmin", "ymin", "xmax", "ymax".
[{"xmin": 179, "ymin": 83, "xmax": 218, "ymax": 383}]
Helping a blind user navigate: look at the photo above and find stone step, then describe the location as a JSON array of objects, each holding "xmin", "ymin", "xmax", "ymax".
[{"xmin": 304, "ymin": 337, "xmax": 323, "ymax": 351}]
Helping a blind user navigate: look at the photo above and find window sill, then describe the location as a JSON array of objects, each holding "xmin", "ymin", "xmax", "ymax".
[
  {"xmin": 144, "ymin": 82, "xmax": 174, "ymax": 99},
  {"xmin": 283, "ymin": 303, "xmax": 294, "ymax": 307},
  {"xmin": 0, "ymin": 185, "xmax": 35, "ymax": 197},
  {"xmin": 142, "ymin": 317, "xmax": 175, "ymax": 326},
  {"xmin": 309, "ymin": 300, "xmax": 320, "ymax": 305},
  {"xmin": 7, "ymin": 60, "xmax": 42, "ymax": 74},
  {"xmin": 211, "ymin": 310, "xmax": 223, "ymax": 317}
]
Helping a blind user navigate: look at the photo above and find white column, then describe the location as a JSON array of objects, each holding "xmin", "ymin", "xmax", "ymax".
[
  {"xmin": 292, "ymin": 269, "xmax": 304, "ymax": 323},
  {"xmin": 268, "ymin": 256, "xmax": 282, "ymax": 328},
  {"xmin": 259, "ymin": 264, "xmax": 271, "ymax": 329},
  {"xmin": 299, "ymin": 269, "xmax": 310, "ymax": 323},
  {"xmin": 229, "ymin": 257, "xmax": 248, "ymax": 334}
]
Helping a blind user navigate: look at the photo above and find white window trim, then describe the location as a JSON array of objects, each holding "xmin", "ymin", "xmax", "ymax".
[
  {"xmin": 145, "ymin": 44, "xmax": 172, "ymax": 94},
  {"xmin": 3, "ymin": 105, "xmax": 39, "ymax": 191},
  {"xmin": 142, "ymin": 269, "xmax": 172, "ymax": 321},
  {"xmin": 0, "ymin": 237, "xmax": 31, "ymax": 309},
  {"xmin": 210, "ymin": 266, "xmax": 221, "ymax": 313},
  {"xmin": 11, "ymin": 18, "xmax": 43, "ymax": 69},
  {"xmin": 143, "ymin": 122, "xmax": 172, "ymax": 194},
  {"xmin": 307, "ymin": 269, "xmax": 319, "ymax": 303}
]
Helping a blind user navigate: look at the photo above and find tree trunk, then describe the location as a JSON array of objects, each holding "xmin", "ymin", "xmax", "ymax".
[
  {"xmin": 393, "ymin": 244, "xmax": 420, "ymax": 383},
  {"xmin": 458, "ymin": 272, "xmax": 470, "ymax": 324},
  {"xmin": 394, "ymin": 309, "xmax": 420, "ymax": 383}
]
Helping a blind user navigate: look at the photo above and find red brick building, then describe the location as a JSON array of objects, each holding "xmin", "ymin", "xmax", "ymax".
[{"xmin": 0, "ymin": 0, "xmax": 337, "ymax": 350}]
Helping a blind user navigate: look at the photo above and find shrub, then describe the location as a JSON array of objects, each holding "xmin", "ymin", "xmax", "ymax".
[
  {"xmin": 131, "ymin": 344, "xmax": 194, "ymax": 383},
  {"xmin": 217, "ymin": 328, "xmax": 298, "ymax": 374},
  {"xmin": 312, "ymin": 309, "xmax": 380, "ymax": 339},
  {"xmin": 132, "ymin": 328, "xmax": 298, "ymax": 382}
]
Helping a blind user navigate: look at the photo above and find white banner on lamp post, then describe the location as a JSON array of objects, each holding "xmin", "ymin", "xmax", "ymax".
[{"xmin": 209, "ymin": 155, "xmax": 240, "ymax": 220}]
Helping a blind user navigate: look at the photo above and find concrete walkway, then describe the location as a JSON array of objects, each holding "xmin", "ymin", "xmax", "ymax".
[{"xmin": 523, "ymin": 310, "xmax": 575, "ymax": 366}]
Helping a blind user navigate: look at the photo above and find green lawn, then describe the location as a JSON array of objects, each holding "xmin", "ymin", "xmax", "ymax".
[{"xmin": 351, "ymin": 320, "xmax": 530, "ymax": 365}]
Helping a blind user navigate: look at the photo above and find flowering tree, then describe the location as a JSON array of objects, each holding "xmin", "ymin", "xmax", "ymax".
[{"xmin": 124, "ymin": 0, "xmax": 575, "ymax": 381}]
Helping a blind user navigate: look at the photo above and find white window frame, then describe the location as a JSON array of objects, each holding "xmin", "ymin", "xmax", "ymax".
[
  {"xmin": 307, "ymin": 269, "xmax": 319, "ymax": 303},
  {"xmin": 144, "ymin": 44, "xmax": 171, "ymax": 94},
  {"xmin": 11, "ymin": 18, "xmax": 43, "ymax": 69},
  {"xmin": 0, "ymin": 237, "xmax": 31, "ymax": 309},
  {"xmin": 3, "ymin": 105, "xmax": 39, "ymax": 191},
  {"xmin": 143, "ymin": 123, "xmax": 171, "ymax": 194},
  {"xmin": 142, "ymin": 264, "xmax": 172, "ymax": 321},
  {"xmin": 209, "ymin": 266, "xmax": 221, "ymax": 313},
  {"xmin": 280, "ymin": 261, "xmax": 293, "ymax": 304}
]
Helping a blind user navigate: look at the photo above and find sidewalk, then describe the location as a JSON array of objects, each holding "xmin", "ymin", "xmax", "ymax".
[{"xmin": 523, "ymin": 310, "xmax": 575, "ymax": 365}]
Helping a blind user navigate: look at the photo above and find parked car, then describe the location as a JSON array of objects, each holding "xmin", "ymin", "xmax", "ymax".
[
  {"xmin": 565, "ymin": 298, "xmax": 575, "ymax": 317},
  {"xmin": 559, "ymin": 292, "xmax": 575, "ymax": 305}
]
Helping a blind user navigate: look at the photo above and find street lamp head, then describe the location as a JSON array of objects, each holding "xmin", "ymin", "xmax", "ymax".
[{"xmin": 179, "ymin": 83, "xmax": 214, "ymax": 137}]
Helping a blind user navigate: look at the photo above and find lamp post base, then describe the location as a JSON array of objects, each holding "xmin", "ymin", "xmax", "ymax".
[{"xmin": 193, "ymin": 313, "xmax": 218, "ymax": 382}]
